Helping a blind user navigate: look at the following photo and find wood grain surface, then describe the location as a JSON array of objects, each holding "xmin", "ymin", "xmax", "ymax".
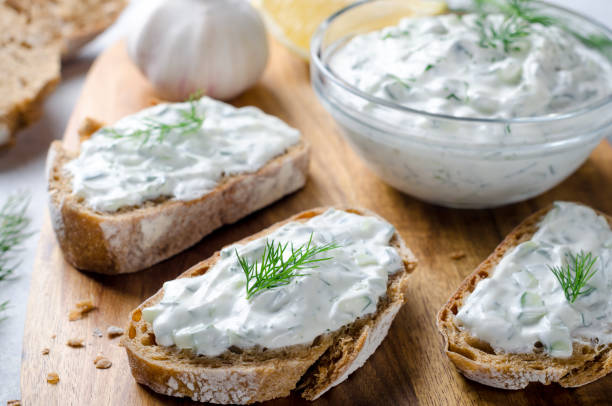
[{"xmin": 21, "ymin": 40, "xmax": 612, "ymax": 405}]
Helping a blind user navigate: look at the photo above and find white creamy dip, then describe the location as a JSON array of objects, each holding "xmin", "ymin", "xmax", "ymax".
[
  {"xmin": 65, "ymin": 97, "xmax": 300, "ymax": 212},
  {"xmin": 456, "ymin": 202, "xmax": 612, "ymax": 358},
  {"xmin": 142, "ymin": 209, "xmax": 403, "ymax": 357},
  {"xmin": 316, "ymin": 11, "xmax": 612, "ymax": 208},
  {"xmin": 330, "ymin": 13, "xmax": 612, "ymax": 118}
]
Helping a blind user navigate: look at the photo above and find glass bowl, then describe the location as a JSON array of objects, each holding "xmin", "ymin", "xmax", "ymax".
[{"xmin": 310, "ymin": 0, "xmax": 612, "ymax": 209}]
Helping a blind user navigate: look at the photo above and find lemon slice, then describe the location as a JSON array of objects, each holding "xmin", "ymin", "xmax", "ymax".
[{"xmin": 254, "ymin": 0, "xmax": 448, "ymax": 60}]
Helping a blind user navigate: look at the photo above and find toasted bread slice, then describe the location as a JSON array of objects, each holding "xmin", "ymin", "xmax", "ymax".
[
  {"xmin": 123, "ymin": 207, "xmax": 417, "ymax": 404},
  {"xmin": 437, "ymin": 203, "xmax": 612, "ymax": 389},
  {"xmin": 47, "ymin": 122, "xmax": 310, "ymax": 274}
]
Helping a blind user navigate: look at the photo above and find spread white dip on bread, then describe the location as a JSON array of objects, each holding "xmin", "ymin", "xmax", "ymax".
[
  {"xmin": 457, "ymin": 202, "xmax": 612, "ymax": 358},
  {"xmin": 65, "ymin": 97, "xmax": 300, "ymax": 212},
  {"xmin": 330, "ymin": 14, "xmax": 612, "ymax": 119},
  {"xmin": 142, "ymin": 209, "xmax": 403, "ymax": 357}
]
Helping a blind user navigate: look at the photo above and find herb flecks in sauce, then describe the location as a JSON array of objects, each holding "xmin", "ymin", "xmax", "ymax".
[
  {"xmin": 549, "ymin": 251, "xmax": 599, "ymax": 304},
  {"xmin": 474, "ymin": 0, "xmax": 612, "ymax": 54},
  {"xmin": 100, "ymin": 98, "xmax": 205, "ymax": 144},
  {"xmin": 141, "ymin": 209, "xmax": 403, "ymax": 357},
  {"xmin": 236, "ymin": 233, "xmax": 339, "ymax": 300},
  {"xmin": 65, "ymin": 97, "xmax": 301, "ymax": 212},
  {"xmin": 457, "ymin": 202, "xmax": 612, "ymax": 358},
  {"xmin": 331, "ymin": 13, "xmax": 612, "ymax": 119}
]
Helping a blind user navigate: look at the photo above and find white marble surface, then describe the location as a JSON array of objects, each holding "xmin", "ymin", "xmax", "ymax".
[{"xmin": 0, "ymin": 0, "xmax": 610, "ymax": 402}]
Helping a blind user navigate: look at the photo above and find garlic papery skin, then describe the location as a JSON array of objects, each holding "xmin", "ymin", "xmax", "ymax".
[{"xmin": 128, "ymin": 0, "xmax": 269, "ymax": 101}]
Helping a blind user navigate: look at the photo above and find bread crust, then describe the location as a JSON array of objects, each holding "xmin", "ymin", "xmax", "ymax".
[
  {"xmin": 47, "ymin": 137, "xmax": 310, "ymax": 274},
  {"xmin": 122, "ymin": 207, "xmax": 417, "ymax": 404},
  {"xmin": 437, "ymin": 203, "xmax": 612, "ymax": 389}
]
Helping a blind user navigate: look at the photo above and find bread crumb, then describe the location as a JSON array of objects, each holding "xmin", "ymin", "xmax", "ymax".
[
  {"xmin": 42, "ymin": 348, "xmax": 50, "ymax": 355},
  {"xmin": 107, "ymin": 325, "xmax": 124, "ymax": 338},
  {"xmin": 51, "ymin": 334, "xmax": 56, "ymax": 339},
  {"xmin": 67, "ymin": 338, "xmax": 85, "ymax": 348},
  {"xmin": 94, "ymin": 354, "xmax": 112, "ymax": 369},
  {"xmin": 68, "ymin": 299, "xmax": 96, "ymax": 321},
  {"xmin": 78, "ymin": 117, "xmax": 105, "ymax": 141},
  {"xmin": 450, "ymin": 251, "xmax": 466, "ymax": 260},
  {"xmin": 93, "ymin": 328, "xmax": 103, "ymax": 338},
  {"xmin": 47, "ymin": 372, "xmax": 60, "ymax": 384},
  {"xmin": 7, "ymin": 400, "xmax": 21, "ymax": 406}
]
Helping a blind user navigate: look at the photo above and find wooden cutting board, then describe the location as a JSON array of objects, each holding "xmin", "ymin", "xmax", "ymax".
[{"xmin": 21, "ymin": 39, "xmax": 612, "ymax": 405}]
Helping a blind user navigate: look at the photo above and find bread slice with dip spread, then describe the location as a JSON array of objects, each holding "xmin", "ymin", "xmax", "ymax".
[
  {"xmin": 123, "ymin": 207, "xmax": 417, "ymax": 403},
  {"xmin": 438, "ymin": 201, "xmax": 612, "ymax": 389},
  {"xmin": 47, "ymin": 97, "xmax": 310, "ymax": 274}
]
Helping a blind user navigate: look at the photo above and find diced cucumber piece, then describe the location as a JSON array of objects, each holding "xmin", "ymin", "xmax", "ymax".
[
  {"xmin": 513, "ymin": 270, "xmax": 538, "ymax": 289},
  {"xmin": 518, "ymin": 310, "xmax": 545, "ymax": 325},
  {"xmin": 515, "ymin": 241, "xmax": 539, "ymax": 257},
  {"xmin": 355, "ymin": 252, "xmax": 378, "ymax": 266},
  {"xmin": 520, "ymin": 292, "xmax": 543, "ymax": 308},
  {"xmin": 549, "ymin": 340, "xmax": 572, "ymax": 358}
]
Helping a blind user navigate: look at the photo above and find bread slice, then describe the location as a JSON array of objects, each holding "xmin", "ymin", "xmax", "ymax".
[
  {"xmin": 0, "ymin": 2, "xmax": 61, "ymax": 149},
  {"xmin": 0, "ymin": 0, "xmax": 125, "ymax": 148},
  {"xmin": 122, "ymin": 207, "xmax": 417, "ymax": 404},
  {"xmin": 47, "ymin": 118, "xmax": 310, "ymax": 274},
  {"xmin": 7, "ymin": 0, "xmax": 127, "ymax": 56},
  {"xmin": 437, "ymin": 203, "xmax": 612, "ymax": 390}
]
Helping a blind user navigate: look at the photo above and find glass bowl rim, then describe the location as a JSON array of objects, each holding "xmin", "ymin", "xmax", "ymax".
[{"xmin": 310, "ymin": 0, "xmax": 612, "ymax": 126}]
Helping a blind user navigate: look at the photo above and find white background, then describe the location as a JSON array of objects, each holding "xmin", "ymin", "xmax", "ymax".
[{"xmin": 0, "ymin": 0, "xmax": 610, "ymax": 402}]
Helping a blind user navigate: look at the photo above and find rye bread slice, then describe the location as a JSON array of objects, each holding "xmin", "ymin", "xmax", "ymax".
[
  {"xmin": 437, "ymin": 203, "xmax": 612, "ymax": 390},
  {"xmin": 122, "ymin": 207, "xmax": 418, "ymax": 404},
  {"xmin": 47, "ymin": 120, "xmax": 310, "ymax": 274}
]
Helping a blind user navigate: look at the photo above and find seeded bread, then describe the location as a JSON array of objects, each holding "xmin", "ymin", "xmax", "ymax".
[
  {"xmin": 0, "ymin": 2, "xmax": 60, "ymax": 148},
  {"xmin": 46, "ymin": 119, "xmax": 311, "ymax": 274},
  {"xmin": 437, "ymin": 204, "xmax": 612, "ymax": 390},
  {"xmin": 122, "ymin": 207, "xmax": 417, "ymax": 404}
]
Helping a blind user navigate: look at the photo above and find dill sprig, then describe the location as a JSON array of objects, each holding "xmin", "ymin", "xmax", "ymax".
[
  {"xmin": 472, "ymin": 0, "xmax": 612, "ymax": 55},
  {"xmin": 475, "ymin": 14, "xmax": 531, "ymax": 53},
  {"xmin": 236, "ymin": 234, "xmax": 339, "ymax": 300},
  {"xmin": 0, "ymin": 192, "xmax": 32, "ymax": 282},
  {"xmin": 0, "ymin": 192, "xmax": 32, "ymax": 320},
  {"xmin": 549, "ymin": 251, "xmax": 599, "ymax": 304},
  {"xmin": 101, "ymin": 97, "xmax": 205, "ymax": 143}
]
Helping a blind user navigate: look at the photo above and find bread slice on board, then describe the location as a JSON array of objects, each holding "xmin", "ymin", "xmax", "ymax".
[
  {"xmin": 7, "ymin": 0, "xmax": 127, "ymax": 56},
  {"xmin": 0, "ymin": 0, "xmax": 126, "ymax": 148},
  {"xmin": 437, "ymin": 203, "xmax": 612, "ymax": 390},
  {"xmin": 46, "ymin": 120, "xmax": 310, "ymax": 274},
  {"xmin": 0, "ymin": 3, "xmax": 60, "ymax": 149},
  {"xmin": 122, "ymin": 207, "xmax": 418, "ymax": 404}
]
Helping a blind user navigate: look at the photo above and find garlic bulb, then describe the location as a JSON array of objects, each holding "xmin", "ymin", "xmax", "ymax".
[{"xmin": 128, "ymin": 0, "xmax": 269, "ymax": 101}]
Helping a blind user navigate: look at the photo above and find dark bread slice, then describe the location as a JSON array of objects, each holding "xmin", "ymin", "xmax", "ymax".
[
  {"xmin": 437, "ymin": 203, "xmax": 612, "ymax": 389},
  {"xmin": 123, "ymin": 207, "xmax": 418, "ymax": 403}
]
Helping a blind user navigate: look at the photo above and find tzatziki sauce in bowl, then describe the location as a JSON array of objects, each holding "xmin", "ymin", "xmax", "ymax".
[{"xmin": 311, "ymin": 0, "xmax": 612, "ymax": 208}]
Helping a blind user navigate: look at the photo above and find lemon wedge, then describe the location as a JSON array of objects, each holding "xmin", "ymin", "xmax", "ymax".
[{"xmin": 254, "ymin": 0, "xmax": 448, "ymax": 60}]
